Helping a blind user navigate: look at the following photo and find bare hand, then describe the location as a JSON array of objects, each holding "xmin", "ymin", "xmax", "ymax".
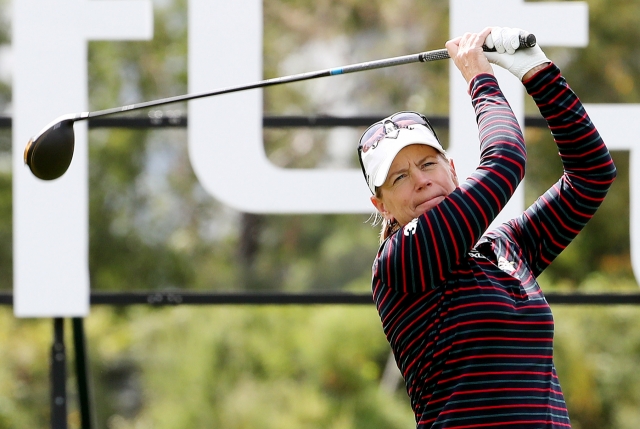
[{"xmin": 446, "ymin": 28, "xmax": 494, "ymax": 84}]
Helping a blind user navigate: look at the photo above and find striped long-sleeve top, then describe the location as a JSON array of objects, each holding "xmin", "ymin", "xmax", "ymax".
[{"xmin": 372, "ymin": 64, "xmax": 616, "ymax": 429}]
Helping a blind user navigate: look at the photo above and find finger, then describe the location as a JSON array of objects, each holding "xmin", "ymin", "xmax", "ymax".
[
  {"xmin": 459, "ymin": 32, "xmax": 472, "ymax": 45},
  {"xmin": 456, "ymin": 32, "xmax": 473, "ymax": 54},
  {"xmin": 466, "ymin": 32, "xmax": 486, "ymax": 51},
  {"xmin": 479, "ymin": 26, "xmax": 493, "ymax": 46},
  {"xmin": 509, "ymin": 30, "xmax": 520, "ymax": 52},
  {"xmin": 446, "ymin": 35, "xmax": 463, "ymax": 47},
  {"xmin": 505, "ymin": 28, "xmax": 518, "ymax": 54},
  {"xmin": 485, "ymin": 33, "xmax": 495, "ymax": 50},
  {"xmin": 493, "ymin": 27, "xmax": 505, "ymax": 54},
  {"xmin": 445, "ymin": 36, "xmax": 462, "ymax": 57}
]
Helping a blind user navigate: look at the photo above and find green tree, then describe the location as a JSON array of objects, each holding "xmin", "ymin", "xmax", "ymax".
[
  {"xmin": 0, "ymin": 0, "xmax": 9, "ymax": 110},
  {"xmin": 87, "ymin": 306, "xmax": 415, "ymax": 429},
  {"xmin": 0, "ymin": 0, "xmax": 11, "ymax": 291}
]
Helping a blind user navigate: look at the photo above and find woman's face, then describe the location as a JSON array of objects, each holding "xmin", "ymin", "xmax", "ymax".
[{"xmin": 371, "ymin": 144, "xmax": 458, "ymax": 226}]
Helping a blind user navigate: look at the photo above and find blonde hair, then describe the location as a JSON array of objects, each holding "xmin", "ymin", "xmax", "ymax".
[
  {"xmin": 371, "ymin": 189, "xmax": 401, "ymax": 244},
  {"xmin": 379, "ymin": 217, "xmax": 401, "ymax": 244}
]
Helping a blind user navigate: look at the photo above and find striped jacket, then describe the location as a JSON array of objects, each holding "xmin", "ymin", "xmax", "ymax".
[{"xmin": 372, "ymin": 64, "xmax": 616, "ymax": 428}]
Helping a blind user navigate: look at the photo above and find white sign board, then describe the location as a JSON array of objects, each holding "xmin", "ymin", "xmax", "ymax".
[
  {"xmin": 12, "ymin": 0, "xmax": 153, "ymax": 317},
  {"xmin": 12, "ymin": 0, "xmax": 639, "ymax": 317}
]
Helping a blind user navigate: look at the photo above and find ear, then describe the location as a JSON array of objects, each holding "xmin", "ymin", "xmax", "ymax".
[
  {"xmin": 448, "ymin": 157, "xmax": 459, "ymax": 186},
  {"xmin": 370, "ymin": 195, "xmax": 393, "ymax": 221}
]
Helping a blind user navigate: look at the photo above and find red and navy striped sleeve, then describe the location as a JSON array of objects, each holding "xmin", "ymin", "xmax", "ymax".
[
  {"xmin": 375, "ymin": 74, "xmax": 527, "ymax": 292},
  {"xmin": 490, "ymin": 63, "xmax": 617, "ymax": 274}
]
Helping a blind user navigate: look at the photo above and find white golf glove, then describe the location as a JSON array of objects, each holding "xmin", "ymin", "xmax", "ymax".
[{"xmin": 484, "ymin": 27, "xmax": 550, "ymax": 81}]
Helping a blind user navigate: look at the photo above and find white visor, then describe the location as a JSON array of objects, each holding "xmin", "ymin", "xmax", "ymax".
[{"xmin": 360, "ymin": 124, "xmax": 445, "ymax": 193}]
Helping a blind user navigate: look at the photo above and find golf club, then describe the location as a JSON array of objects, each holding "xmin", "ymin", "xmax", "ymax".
[{"xmin": 24, "ymin": 33, "xmax": 536, "ymax": 181}]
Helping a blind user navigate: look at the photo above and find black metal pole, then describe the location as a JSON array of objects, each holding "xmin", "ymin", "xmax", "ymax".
[
  {"xmin": 72, "ymin": 318, "xmax": 95, "ymax": 429},
  {"xmin": 51, "ymin": 318, "xmax": 67, "ymax": 429}
]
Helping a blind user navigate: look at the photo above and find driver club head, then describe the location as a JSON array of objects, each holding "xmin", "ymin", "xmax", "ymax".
[{"xmin": 24, "ymin": 116, "xmax": 76, "ymax": 181}]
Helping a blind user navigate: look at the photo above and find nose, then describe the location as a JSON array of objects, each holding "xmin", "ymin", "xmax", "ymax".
[{"xmin": 413, "ymin": 167, "xmax": 431, "ymax": 189}]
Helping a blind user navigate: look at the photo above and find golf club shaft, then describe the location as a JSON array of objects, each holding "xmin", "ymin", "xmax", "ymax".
[
  {"xmin": 84, "ymin": 49, "xmax": 450, "ymax": 120},
  {"xmin": 77, "ymin": 32, "xmax": 535, "ymax": 120}
]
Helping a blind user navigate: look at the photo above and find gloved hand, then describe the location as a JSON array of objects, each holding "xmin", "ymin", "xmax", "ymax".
[{"xmin": 484, "ymin": 27, "xmax": 550, "ymax": 81}]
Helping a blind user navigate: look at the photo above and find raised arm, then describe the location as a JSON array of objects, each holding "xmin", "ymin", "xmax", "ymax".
[
  {"xmin": 375, "ymin": 30, "xmax": 527, "ymax": 292},
  {"xmin": 494, "ymin": 63, "xmax": 616, "ymax": 274}
]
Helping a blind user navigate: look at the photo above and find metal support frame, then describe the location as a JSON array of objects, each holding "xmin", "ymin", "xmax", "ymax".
[
  {"xmin": 48, "ymin": 318, "xmax": 95, "ymax": 429},
  {"xmin": 73, "ymin": 318, "xmax": 95, "ymax": 429},
  {"xmin": 0, "ymin": 114, "xmax": 549, "ymax": 130},
  {"xmin": 51, "ymin": 319, "xmax": 67, "ymax": 429}
]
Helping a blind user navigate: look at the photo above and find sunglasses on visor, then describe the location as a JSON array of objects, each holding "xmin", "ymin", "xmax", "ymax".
[
  {"xmin": 357, "ymin": 111, "xmax": 438, "ymax": 155},
  {"xmin": 357, "ymin": 111, "xmax": 439, "ymax": 184}
]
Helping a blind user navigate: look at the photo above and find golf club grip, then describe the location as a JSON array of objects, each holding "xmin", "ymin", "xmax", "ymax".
[
  {"xmin": 484, "ymin": 32, "xmax": 537, "ymax": 52},
  {"xmin": 418, "ymin": 49, "xmax": 451, "ymax": 62},
  {"xmin": 418, "ymin": 33, "xmax": 536, "ymax": 62}
]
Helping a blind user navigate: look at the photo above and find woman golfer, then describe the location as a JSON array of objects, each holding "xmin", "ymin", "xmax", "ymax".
[{"xmin": 358, "ymin": 27, "xmax": 616, "ymax": 428}]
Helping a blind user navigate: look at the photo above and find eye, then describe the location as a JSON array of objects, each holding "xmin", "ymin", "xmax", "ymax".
[
  {"xmin": 392, "ymin": 173, "xmax": 407, "ymax": 184},
  {"xmin": 421, "ymin": 161, "xmax": 436, "ymax": 169}
]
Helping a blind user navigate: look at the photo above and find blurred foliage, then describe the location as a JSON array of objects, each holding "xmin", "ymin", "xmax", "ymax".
[
  {"xmin": 0, "ymin": 0, "xmax": 639, "ymax": 428},
  {"xmin": 0, "ymin": 0, "xmax": 9, "ymax": 112},
  {"xmin": 0, "ymin": 171, "xmax": 11, "ymax": 289},
  {"xmin": 0, "ymin": 0, "xmax": 10, "ymax": 290},
  {"xmin": 0, "ymin": 306, "xmax": 416, "ymax": 429},
  {"xmin": 1, "ymin": 280, "xmax": 640, "ymax": 429}
]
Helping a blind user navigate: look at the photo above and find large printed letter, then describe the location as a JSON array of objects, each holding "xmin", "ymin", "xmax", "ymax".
[
  {"xmin": 582, "ymin": 105, "xmax": 640, "ymax": 285},
  {"xmin": 188, "ymin": 0, "xmax": 371, "ymax": 213},
  {"xmin": 13, "ymin": 0, "xmax": 153, "ymax": 317}
]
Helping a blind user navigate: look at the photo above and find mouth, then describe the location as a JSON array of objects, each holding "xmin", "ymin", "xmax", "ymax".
[{"xmin": 415, "ymin": 196, "xmax": 445, "ymax": 213}]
